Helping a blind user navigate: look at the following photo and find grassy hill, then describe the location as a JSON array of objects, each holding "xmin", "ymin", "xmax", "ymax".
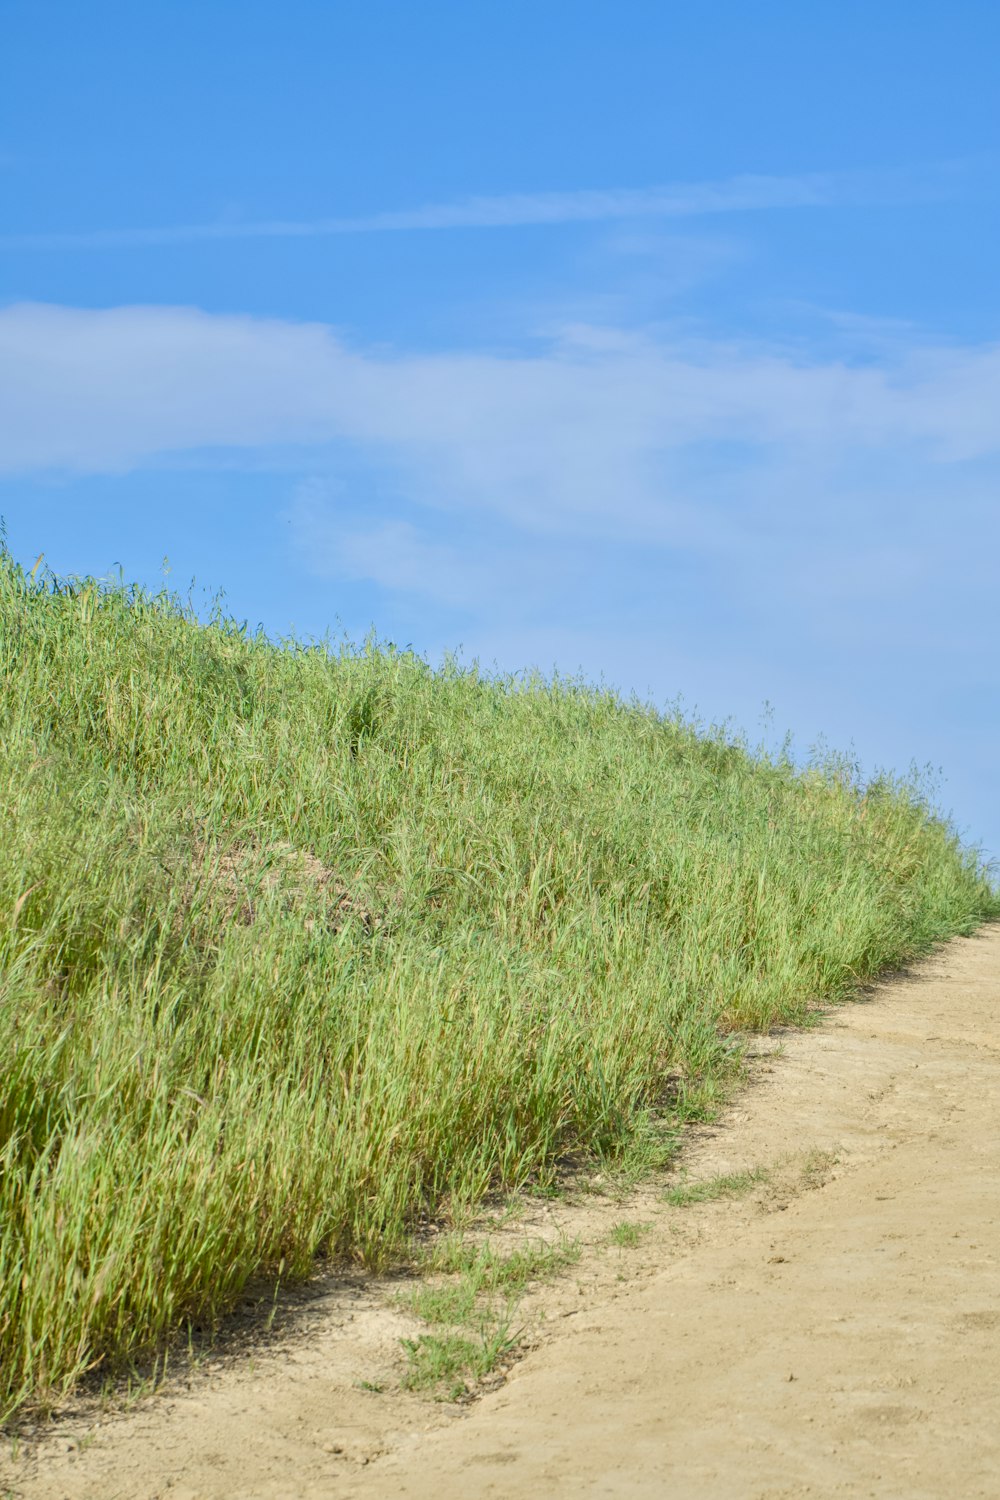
[{"xmin": 1, "ymin": 548, "xmax": 996, "ymax": 1417}]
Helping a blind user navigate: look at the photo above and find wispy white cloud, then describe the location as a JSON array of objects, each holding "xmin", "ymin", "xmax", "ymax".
[
  {"xmin": 0, "ymin": 164, "xmax": 955, "ymax": 251},
  {"xmin": 287, "ymin": 479, "xmax": 572, "ymax": 611},
  {"xmin": 4, "ymin": 301, "xmax": 1000, "ymax": 503},
  {"xmin": 287, "ymin": 482, "xmax": 489, "ymax": 609},
  {"xmin": 7, "ymin": 298, "xmax": 997, "ymax": 651}
]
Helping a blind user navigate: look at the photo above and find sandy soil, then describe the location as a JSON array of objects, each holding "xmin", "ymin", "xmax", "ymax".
[{"xmin": 6, "ymin": 924, "xmax": 999, "ymax": 1499}]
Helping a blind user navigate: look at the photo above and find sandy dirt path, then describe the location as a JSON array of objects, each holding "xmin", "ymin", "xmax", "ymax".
[{"xmin": 8, "ymin": 924, "xmax": 1000, "ymax": 1499}]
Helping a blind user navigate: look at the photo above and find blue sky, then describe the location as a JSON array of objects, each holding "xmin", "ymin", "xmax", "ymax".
[{"xmin": 2, "ymin": 1, "xmax": 998, "ymax": 861}]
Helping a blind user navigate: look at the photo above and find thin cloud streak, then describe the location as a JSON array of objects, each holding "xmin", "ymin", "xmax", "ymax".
[{"xmin": 0, "ymin": 167, "xmax": 934, "ymax": 251}]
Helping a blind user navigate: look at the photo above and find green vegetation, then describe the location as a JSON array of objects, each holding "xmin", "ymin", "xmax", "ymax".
[
  {"xmin": 401, "ymin": 1325, "xmax": 518, "ymax": 1401},
  {"xmin": 400, "ymin": 1235, "xmax": 576, "ymax": 1397},
  {"xmin": 663, "ymin": 1168, "xmax": 769, "ymax": 1207},
  {"xmin": 608, "ymin": 1220, "xmax": 652, "ymax": 1248},
  {"xmin": 412, "ymin": 1234, "xmax": 580, "ymax": 1308},
  {"xmin": 1, "ymin": 549, "xmax": 996, "ymax": 1419}
]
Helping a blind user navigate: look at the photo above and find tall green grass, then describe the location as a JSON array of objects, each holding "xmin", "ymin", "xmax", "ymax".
[{"xmin": 1, "ymin": 550, "xmax": 995, "ymax": 1417}]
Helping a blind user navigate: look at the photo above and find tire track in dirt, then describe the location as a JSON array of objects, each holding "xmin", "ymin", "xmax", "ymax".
[{"xmin": 8, "ymin": 925, "xmax": 999, "ymax": 1499}]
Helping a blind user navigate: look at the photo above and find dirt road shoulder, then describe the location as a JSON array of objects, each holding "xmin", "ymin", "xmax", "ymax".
[{"xmin": 8, "ymin": 925, "xmax": 999, "ymax": 1499}]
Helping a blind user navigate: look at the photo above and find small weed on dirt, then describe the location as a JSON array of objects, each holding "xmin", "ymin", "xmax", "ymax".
[
  {"xmin": 401, "ymin": 1323, "xmax": 519, "ymax": 1402},
  {"xmin": 664, "ymin": 1168, "xmax": 769, "ymax": 1208},
  {"xmin": 608, "ymin": 1221, "xmax": 652, "ymax": 1248},
  {"xmin": 798, "ymin": 1150, "xmax": 839, "ymax": 1188},
  {"xmin": 399, "ymin": 1235, "xmax": 578, "ymax": 1399}
]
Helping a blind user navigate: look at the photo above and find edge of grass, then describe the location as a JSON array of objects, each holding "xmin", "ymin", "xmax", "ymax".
[{"xmin": 1, "ymin": 546, "xmax": 996, "ymax": 1420}]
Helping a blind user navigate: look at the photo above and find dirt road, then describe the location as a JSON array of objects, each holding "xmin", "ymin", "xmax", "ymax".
[{"xmin": 9, "ymin": 925, "xmax": 1000, "ymax": 1499}]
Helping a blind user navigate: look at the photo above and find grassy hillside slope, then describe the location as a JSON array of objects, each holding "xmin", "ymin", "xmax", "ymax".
[{"xmin": 1, "ymin": 550, "xmax": 996, "ymax": 1416}]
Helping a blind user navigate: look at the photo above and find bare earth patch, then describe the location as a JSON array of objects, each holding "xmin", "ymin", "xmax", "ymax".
[{"xmin": 6, "ymin": 925, "xmax": 999, "ymax": 1499}]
